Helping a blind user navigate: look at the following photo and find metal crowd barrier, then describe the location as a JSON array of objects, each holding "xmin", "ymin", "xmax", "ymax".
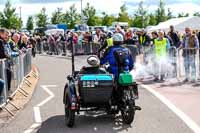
[
  {"xmin": 0, "ymin": 48, "xmax": 32, "ymax": 107},
  {"xmin": 177, "ymin": 48, "xmax": 200, "ymax": 80},
  {"xmin": 0, "ymin": 59, "xmax": 8, "ymax": 105},
  {"xmin": 23, "ymin": 49, "xmax": 32, "ymax": 76},
  {"xmin": 134, "ymin": 46, "xmax": 200, "ymax": 81},
  {"xmin": 37, "ymin": 40, "xmax": 102, "ymax": 56},
  {"xmin": 78, "ymin": 42, "xmax": 100, "ymax": 55}
]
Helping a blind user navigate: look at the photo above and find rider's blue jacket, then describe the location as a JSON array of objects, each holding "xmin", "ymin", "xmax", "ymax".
[{"xmin": 100, "ymin": 45, "xmax": 134, "ymax": 79}]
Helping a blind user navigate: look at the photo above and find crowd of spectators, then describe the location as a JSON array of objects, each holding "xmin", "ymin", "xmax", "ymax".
[
  {"xmin": 0, "ymin": 28, "xmax": 34, "ymax": 103},
  {"xmin": 28, "ymin": 25, "xmax": 200, "ymax": 83},
  {"xmin": 1, "ymin": 25, "xmax": 199, "ymax": 102}
]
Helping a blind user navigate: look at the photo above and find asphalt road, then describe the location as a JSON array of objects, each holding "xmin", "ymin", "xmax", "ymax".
[{"xmin": 0, "ymin": 55, "xmax": 193, "ymax": 133}]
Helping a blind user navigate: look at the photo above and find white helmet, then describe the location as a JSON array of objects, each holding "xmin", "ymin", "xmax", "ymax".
[
  {"xmin": 87, "ymin": 55, "xmax": 100, "ymax": 67},
  {"xmin": 112, "ymin": 33, "xmax": 124, "ymax": 42}
]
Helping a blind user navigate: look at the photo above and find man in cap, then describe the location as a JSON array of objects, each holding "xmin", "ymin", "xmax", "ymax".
[
  {"xmin": 100, "ymin": 33, "xmax": 134, "ymax": 79},
  {"xmin": 181, "ymin": 27, "xmax": 199, "ymax": 82}
]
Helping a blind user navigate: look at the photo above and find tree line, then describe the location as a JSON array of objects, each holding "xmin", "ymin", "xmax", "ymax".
[{"xmin": 1, "ymin": 0, "xmax": 200, "ymax": 31}]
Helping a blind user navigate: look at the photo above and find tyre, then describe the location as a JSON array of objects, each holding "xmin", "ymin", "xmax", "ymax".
[
  {"xmin": 121, "ymin": 90, "xmax": 135, "ymax": 125},
  {"xmin": 64, "ymin": 95, "xmax": 75, "ymax": 128},
  {"xmin": 63, "ymin": 83, "xmax": 68, "ymax": 104}
]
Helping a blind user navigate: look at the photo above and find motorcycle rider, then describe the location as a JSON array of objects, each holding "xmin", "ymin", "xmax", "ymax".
[{"xmin": 100, "ymin": 33, "xmax": 134, "ymax": 79}]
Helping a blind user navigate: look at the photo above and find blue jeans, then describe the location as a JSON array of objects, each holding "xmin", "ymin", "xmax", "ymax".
[
  {"xmin": 184, "ymin": 55, "xmax": 196, "ymax": 79},
  {"xmin": 0, "ymin": 79, "xmax": 5, "ymax": 103}
]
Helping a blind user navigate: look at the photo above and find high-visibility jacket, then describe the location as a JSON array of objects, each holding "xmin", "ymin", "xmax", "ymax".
[
  {"xmin": 154, "ymin": 38, "xmax": 167, "ymax": 59},
  {"xmin": 106, "ymin": 38, "xmax": 113, "ymax": 49},
  {"xmin": 139, "ymin": 36, "xmax": 145, "ymax": 45}
]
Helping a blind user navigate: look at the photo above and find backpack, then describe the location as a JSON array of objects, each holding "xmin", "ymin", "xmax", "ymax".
[{"xmin": 113, "ymin": 48, "xmax": 129, "ymax": 67}]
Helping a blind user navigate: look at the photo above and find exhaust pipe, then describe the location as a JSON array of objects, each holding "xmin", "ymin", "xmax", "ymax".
[{"xmin": 134, "ymin": 106, "xmax": 142, "ymax": 111}]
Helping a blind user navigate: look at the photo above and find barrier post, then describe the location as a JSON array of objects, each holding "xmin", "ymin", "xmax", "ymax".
[{"xmin": 2, "ymin": 60, "xmax": 8, "ymax": 103}]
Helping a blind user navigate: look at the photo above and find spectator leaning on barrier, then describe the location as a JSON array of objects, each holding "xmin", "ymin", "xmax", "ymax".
[
  {"xmin": 3, "ymin": 30, "xmax": 19, "ymax": 58},
  {"xmin": 181, "ymin": 27, "xmax": 199, "ymax": 82},
  {"xmin": 153, "ymin": 31, "xmax": 171, "ymax": 81},
  {"xmin": 9, "ymin": 33, "xmax": 20, "ymax": 52},
  {"xmin": 4, "ymin": 30, "xmax": 19, "ymax": 91},
  {"xmin": 0, "ymin": 29, "xmax": 8, "ymax": 59},
  {"xmin": 0, "ymin": 29, "xmax": 7, "ymax": 102}
]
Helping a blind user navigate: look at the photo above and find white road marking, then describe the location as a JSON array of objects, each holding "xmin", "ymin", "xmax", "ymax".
[
  {"xmin": 33, "ymin": 107, "xmax": 42, "ymax": 123},
  {"xmin": 141, "ymin": 84, "xmax": 200, "ymax": 133},
  {"xmin": 23, "ymin": 129, "xmax": 34, "ymax": 133},
  {"xmin": 23, "ymin": 123, "xmax": 41, "ymax": 133},
  {"xmin": 37, "ymin": 85, "xmax": 55, "ymax": 107},
  {"xmin": 30, "ymin": 123, "xmax": 41, "ymax": 129},
  {"xmin": 23, "ymin": 85, "xmax": 57, "ymax": 133}
]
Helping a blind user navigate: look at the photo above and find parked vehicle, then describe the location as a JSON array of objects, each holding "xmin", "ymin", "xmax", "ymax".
[{"xmin": 112, "ymin": 22, "xmax": 129, "ymax": 29}]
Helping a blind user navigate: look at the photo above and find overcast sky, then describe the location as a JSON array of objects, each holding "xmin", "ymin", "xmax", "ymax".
[{"xmin": 0, "ymin": 0, "xmax": 200, "ymax": 26}]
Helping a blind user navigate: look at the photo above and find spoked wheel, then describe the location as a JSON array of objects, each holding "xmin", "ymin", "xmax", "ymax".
[
  {"xmin": 65, "ymin": 95, "xmax": 75, "ymax": 128},
  {"xmin": 121, "ymin": 89, "xmax": 135, "ymax": 125},
  {"xmin": 121, "ymin": 100, "xmax": 135, "ymax": 124}
]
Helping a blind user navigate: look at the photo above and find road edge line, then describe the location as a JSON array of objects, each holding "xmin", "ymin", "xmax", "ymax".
[{"xmin": 141, "ymin": 84, "xmax": 200, "ymax": 133}]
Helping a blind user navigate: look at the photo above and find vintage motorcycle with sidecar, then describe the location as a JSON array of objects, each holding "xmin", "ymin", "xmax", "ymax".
[{"xmin": 63, "ymin": 39, "xmax": 141, "ymax": 127}]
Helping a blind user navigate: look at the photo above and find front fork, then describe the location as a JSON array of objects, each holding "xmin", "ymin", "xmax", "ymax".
[
  {"xmin": 68, "ymin": 81, "xmax": 79, "ymax": 111},
  {"xmin": 121, "ymin": 86, "xmax": 141, "ymax": 111}
]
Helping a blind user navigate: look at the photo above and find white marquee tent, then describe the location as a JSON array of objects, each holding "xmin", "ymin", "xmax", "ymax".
[{"xmin": 148, "ymin": 16, "xmax": 200, "ymax": 33}]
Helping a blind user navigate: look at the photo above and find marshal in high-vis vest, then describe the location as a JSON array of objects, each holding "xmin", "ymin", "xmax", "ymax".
[
  {"xmin": 154, "ymin": 38, "xmax": 168, "ymax": 59},
  {"xmin": 153, "ymin": 31, "xmax": 170, "ymax": 81}
]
